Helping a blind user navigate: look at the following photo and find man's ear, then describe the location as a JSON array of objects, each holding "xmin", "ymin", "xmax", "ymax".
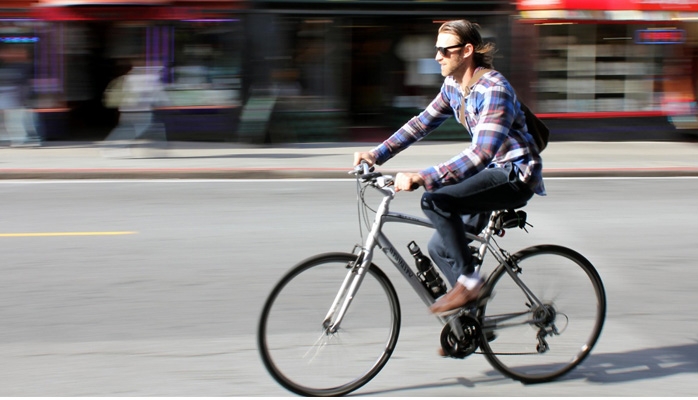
[{"xmin": 463, "ymin": 43, "xmax": 474, "ymax": 59}]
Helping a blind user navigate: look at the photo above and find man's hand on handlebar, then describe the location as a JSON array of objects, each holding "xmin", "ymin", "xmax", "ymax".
[
  {"xmin": 395, "ymin": 172, "xmax": 424, "ymax": 192},
  {"xmin": 352, "ymin": 152, "xmax": 423, "ymax": 191},
  {"xmin": 353, "ymin": 152, "xmax": 376, "ymax": 167}
]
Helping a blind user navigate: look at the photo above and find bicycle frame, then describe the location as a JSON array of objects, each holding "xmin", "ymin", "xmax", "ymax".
[
  {"xmin": 323, "ymin": 177, "xmax": 546, "ymax": 339},
  {"xmin": 260, "ymin": 170, "xmax": 606, "ymax": 395}
]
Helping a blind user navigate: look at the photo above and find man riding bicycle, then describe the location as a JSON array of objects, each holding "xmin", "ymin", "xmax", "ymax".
[{"xmin": 353, "ymin": 19, "xmax": 545, "ymax": 316}]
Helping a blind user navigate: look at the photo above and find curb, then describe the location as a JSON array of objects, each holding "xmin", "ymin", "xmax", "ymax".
[
  {"xmin": 543, "ymin": 167, "xmax": 698, "ymax": 177},
  {"xmin": 1, "ymin": 167, "xmax": 698, "ymax": 179},
  {"xmin": 0, "ymin": 168, "xmax": 351, "ymax": 180}
]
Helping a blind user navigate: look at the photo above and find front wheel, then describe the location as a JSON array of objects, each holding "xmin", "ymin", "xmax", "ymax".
[
  {"xmin": 257, "ymin": 252, "xmax": 401, "ymax": 396},
  {"xmin": 478, "ymin": 245, "xmax": 606, "ymax": 383}
]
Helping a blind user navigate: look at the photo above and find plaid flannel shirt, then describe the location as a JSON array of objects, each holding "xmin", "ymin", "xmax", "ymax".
[{"xmin": 370, "ymin": 68, "xmax": 545, "ymax": 195}]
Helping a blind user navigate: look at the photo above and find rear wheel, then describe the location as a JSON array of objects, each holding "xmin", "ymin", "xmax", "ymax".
[
  {"xmin": 479, "ymin": 245, "xmax": 606, "ymax": 383},
  {"xmin": 257, "ymin": 252, "xmax": 401, "ymax": 396}
]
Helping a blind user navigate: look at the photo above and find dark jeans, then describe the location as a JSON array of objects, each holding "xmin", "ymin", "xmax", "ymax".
[{"xmin": 420, "ymin": 163, "xmax": 534, "ymax": 286}]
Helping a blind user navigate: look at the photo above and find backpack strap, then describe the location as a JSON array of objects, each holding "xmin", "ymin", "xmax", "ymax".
[
  {"xmin": 459, "ymin": 68, "xmax": 492, "ymax": 130},
  {"xmin": 463, "ymin": 68, "xmax": 492, "ymax": 96}
]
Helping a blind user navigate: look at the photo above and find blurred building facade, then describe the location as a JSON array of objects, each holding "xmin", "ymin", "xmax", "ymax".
[
  {"xmin": 1, "ymin": 0, "xmax": 697, "ymax": 142},
  {"xmin": 517, "ymin": 0, "xmax": 698, "ymax": 124},
  {"xmin": 1, "ymin": 0, "xmax": 244, "ymax": 141},
  {"xmin": 240, "ymin": 0, "xmax": 518, "ymax": 142}
]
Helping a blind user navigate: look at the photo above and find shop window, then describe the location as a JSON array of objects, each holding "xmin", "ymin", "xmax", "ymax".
[
  {"xmin": 535, "ymin": 23, "xmax": 679, "ymax": 114},
  {"xmin": 169, "ymin": 19, "xmax": 242, "ymax": 107}
]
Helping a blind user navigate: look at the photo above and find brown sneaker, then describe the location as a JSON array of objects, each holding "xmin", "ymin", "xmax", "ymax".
[{"xmin": 429, "ymin": 281, "xmax": 482, "ymax": 314}]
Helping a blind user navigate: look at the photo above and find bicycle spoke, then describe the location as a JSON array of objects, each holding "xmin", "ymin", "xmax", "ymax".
[
  {"xmin": 259, "ymin": 170, "xmax": 606, "ymax": 394},
  {"xmin": 258, "ymin": 253, "xmax": 400, "ymax": 397},
  {"xmin": 479, "ymin": 245, "xmax": 606, "ymax": 383},
  {"xmin": 304, "ymin": 330, "xmax": 333, "ymax": 363}
]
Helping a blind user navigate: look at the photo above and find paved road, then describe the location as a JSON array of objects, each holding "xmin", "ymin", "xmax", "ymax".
[{"xmin": 0, "ymin": 178, "xmax": 696, "ymax": 396}]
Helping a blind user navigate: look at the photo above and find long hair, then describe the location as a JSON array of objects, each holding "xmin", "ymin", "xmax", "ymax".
[{"xmin": 438, "ymin": 20, "xmax": 496, "ymax": 69}]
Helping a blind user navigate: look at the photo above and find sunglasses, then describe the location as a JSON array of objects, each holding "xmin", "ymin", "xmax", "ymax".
[{"xmin": 435, "ymin": 43, "xmax": 465, "ymax": 57}]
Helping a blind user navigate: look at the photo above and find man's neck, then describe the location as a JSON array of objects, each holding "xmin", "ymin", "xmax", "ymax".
[{"xmin": 455, "ymin": 65, "xmax": 479, "ymax": 93}]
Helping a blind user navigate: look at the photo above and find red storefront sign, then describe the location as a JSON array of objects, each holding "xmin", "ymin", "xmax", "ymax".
[
  {"xmin": 32, "ymin": 6, "xmax": 197, "ymax": 20},
  {"xmin": 518, "ymin": 0, "xmax": 698, "ymax": 11},
  {"xmin": 30, "ymin": 0, "xmax": 244, "ymax": 20},
  {"xmin": 0, "ymin": 0, "xmax": 36, "ymax": 17}
]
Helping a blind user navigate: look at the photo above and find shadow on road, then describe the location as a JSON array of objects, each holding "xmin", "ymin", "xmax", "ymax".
[
  {"xmin": 562, "ymin": 341, "xmax": 698, "ymax": 383},
  {"xmin": 357, "ymin": 341, "xmax": 698, "ymax": 396}
]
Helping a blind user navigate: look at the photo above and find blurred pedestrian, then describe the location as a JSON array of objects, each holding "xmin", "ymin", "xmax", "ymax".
[
  {"xmin": 0, "ymin": 46, "xmax": 41, "ymax": 147},
  {"xmin": 101, "ymin": 59, "xmax": 168, "ymax": 158},
  {"xmin": 353, "ymin": 20, "xmax": 545, "ymax": 322}
]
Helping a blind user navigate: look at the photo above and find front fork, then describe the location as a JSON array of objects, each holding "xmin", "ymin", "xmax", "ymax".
[
  {"xmin": 322, "ymin": 249, "xmax": 373, "ymax": 334},
  {"xmin": 323, "ymin": 189, "xmax": 391, "ymax": 333}
]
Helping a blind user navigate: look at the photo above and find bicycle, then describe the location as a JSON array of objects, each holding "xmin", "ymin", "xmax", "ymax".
[{"xmin": 257, "ymin": 163, "xmax": 606, "ymax": 397}]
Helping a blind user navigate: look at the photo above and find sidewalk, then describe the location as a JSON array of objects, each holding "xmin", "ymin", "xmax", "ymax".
[{"xmin": 1, "ymin": 140, "xmax": 697, "ymax": 179}]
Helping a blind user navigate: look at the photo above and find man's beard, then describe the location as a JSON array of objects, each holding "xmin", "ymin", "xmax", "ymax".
[{"xmin": 442, "ymin": 56, "xmax": 468, "ymax": 77}]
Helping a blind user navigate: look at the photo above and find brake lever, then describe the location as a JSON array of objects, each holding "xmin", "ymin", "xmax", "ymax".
[
  {"xmin": 361, "ymin": 172, "xmax": 382, "ymax": 182},
  {"xmin": 350, "ymin": 161, "xmax": 375, "ymax": 176},
  {"xmin": 372, "ymin": 175, "xmax": 419, "ymax": 191}
]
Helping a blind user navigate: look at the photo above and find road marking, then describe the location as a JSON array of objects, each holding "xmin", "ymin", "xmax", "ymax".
[{"xmin": 0, "ymin": 231, "xmax": 137, "ymax": 237}]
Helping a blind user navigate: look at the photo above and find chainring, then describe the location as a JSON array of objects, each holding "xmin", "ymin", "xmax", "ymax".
[{"xmin": 440, "ymin": 314, "xmax": 481, "ymax": 358}]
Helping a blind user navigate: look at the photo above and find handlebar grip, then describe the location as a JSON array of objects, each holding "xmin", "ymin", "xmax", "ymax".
[{"xmin": 410, "ymin": 183, "xmax": 420, "ymax": 191}]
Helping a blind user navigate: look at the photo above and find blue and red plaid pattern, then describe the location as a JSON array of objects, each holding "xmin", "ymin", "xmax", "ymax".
[{"xmin": 370, "ymin": 68, "xmax": 545, "ymax": 195}]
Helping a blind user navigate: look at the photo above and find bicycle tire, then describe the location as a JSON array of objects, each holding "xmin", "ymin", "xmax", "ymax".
[
  {"xmin": 478, "ymin": 245, "xmax": 606, "ymax": 383},
  {"xmin": 257, "ymin": 252, "xmax": 401, "ymax": 396}
]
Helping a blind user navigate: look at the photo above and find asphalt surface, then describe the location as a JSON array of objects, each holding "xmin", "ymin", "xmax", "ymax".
[
  {"xmin": 2, "ymin": 178, "xmax": 697, "ymax": 396},
  {"xmin": 1, "ymin": 139, "xmax": 697, "ymax": 179}
]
